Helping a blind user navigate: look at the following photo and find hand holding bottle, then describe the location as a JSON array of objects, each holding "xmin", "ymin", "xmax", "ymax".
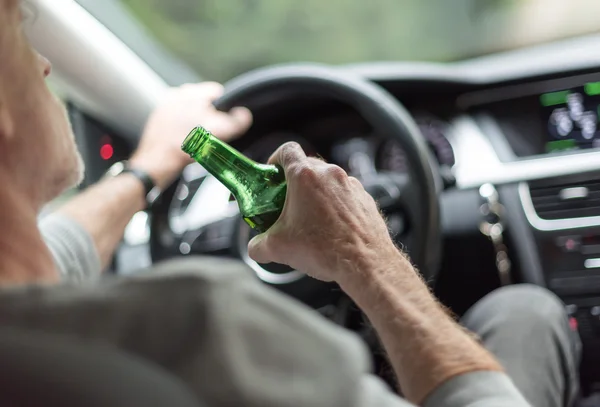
[{"xmin": 247, "ymin": 142, "xmax": 398, "ymax": 284}]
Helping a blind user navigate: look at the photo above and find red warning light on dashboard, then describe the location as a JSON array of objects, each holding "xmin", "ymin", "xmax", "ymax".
[{"xmin": 100, "ymin": 143, "xmax": 114, "ymax": 160}]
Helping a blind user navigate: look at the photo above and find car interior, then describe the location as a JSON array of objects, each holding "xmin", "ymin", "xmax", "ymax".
[{"xmin": 21, "ymin": 0, "xmax": 600, "ymax": 403}]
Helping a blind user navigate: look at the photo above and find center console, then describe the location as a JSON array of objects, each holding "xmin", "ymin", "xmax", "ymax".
[
  {"xmin": 518, "ymin": 172, "xmax": 600, "ymax": 391},
  {"xmin": 460, "ymin": 74, "xmax": 600, "ymax": 391}
]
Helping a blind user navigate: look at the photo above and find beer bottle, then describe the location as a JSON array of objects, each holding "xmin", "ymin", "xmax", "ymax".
[{"xmin": 181, "ymin": 126, "xmax": 286, "ymax": 233}]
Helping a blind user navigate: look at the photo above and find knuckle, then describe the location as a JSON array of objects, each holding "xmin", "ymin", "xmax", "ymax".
[
  {"xmin": 278, "ymin": 142, "xmax": 302, "ymax": 165},
  {"xmin": 290, "ymin": 163, "xmax": 318, "ymax": 182},
  {"xmin": 348, "ymin": 176, "xmax": 362, "ymax": 187},
  {"xmin": 272, "ymin": 142, "xmax": 307, "ymax": 169},
  {"xmin": 296, "ymin": 165, "xmax": 317, "ymax": 181},
  {"xmin": 324, "ymin": 165, "xmax": 348, "ymax": 182},
  {"xmin": 281, "ymin": 141, "xmax": 302, "ymax": 154}
]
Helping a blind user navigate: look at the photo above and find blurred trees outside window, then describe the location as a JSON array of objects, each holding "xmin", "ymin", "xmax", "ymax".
[{"xmin": 118, "ymin": 0, "xmax": 600, "ymax": 81}]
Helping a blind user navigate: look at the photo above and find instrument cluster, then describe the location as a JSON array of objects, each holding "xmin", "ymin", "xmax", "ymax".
[{"xmin": 330, "ymin": 114, "xmax": 456, "ymax": 177}]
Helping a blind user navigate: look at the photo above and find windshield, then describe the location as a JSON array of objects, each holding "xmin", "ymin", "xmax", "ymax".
[{"xmin": 116, "ymin": 0, "xmax": 600, "ymax": 82}]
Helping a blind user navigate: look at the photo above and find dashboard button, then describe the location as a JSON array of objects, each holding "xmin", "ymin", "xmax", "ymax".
[{"xmin": 555, "ymin": 235, "xmax": 581, "ymax": 252}]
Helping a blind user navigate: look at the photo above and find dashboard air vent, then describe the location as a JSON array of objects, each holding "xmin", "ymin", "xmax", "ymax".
[{"xmin": 530, "ymin": 180, "xmax": 600, "ymax": 220}]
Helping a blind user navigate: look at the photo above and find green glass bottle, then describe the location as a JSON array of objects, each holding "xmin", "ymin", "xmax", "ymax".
[{"xmin": 181, "ymin": 126, "xmax": 286, "ymax": 233}]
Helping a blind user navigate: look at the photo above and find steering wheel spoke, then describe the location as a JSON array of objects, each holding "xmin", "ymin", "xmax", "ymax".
[{"xmin": 178, "ymin": 216, "xmax": 239, "ymax": 256}]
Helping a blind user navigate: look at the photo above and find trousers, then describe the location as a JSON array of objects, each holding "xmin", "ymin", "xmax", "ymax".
[{"xmin": 462, "ymin": 285, "xmax": 581, "ymax": 407}]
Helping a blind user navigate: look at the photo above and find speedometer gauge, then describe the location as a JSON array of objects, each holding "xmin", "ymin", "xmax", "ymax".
[
  {"xmin": 377, "ymin": 139, "xmax": 409, "ymax": 172},
  {"xmin": 418, "ymin": 118, "xmax": 455, "ymax": 167},
  {"xmin": 376, "ymin": 116, "xmax": 455, "ymax": 172}
]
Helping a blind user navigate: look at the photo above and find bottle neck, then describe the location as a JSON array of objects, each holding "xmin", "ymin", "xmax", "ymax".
[{"xmin": 182, "ymin": 127, "xmax": 262, "ymax": 194}]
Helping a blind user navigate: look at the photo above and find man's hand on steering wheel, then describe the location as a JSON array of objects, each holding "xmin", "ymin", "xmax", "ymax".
[
  {"xmin": 130, "ymin": 82, "xmax": 253, "ymax": 189},
  {"xmin": 249, "ymin": 142, "xmax": 398, "ymax": 284}
]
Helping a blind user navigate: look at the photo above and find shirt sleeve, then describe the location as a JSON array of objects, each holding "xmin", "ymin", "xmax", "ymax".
[
  {"xmin": 422, "ymin": 371, "xmax": 531, "ymax": 407},
  {"xmin": 38, "ymin": 213, "xmax": 101, "ymax": 282}
]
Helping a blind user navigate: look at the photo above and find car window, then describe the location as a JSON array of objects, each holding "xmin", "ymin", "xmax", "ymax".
[{"xmin": 112, "ymin": 0, "xmax": 600, "ymax": 82}]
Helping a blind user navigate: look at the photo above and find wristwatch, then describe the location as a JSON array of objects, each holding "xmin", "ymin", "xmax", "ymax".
[{"xmin": 105, "ymin": 161, "xmax": 161, "ymax": 208}]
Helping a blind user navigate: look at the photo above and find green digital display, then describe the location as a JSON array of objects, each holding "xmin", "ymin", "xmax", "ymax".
[
  {"xmin": 546, "ymin": 139, "xmax": 577, "ymax": 153},
  {"xmin": 585, "ymin": 81, "xmax": 600, "ymax": 96},
  {"xmin": 541, "ymin": 84, "xmax": 600, "ymax": 152},
  {"xmin": 540, "ymin": 90, "xmax": 570, "ymax": 107}
]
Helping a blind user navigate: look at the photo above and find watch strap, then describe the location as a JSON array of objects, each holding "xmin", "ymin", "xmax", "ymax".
[
  {"xmin": 124, "ymin": 167, "xmax": 155, "ymax": 197},
  {"xmin": 106, "ymin": 161, "xmax": 161, "ymax": 208},
  {"xmin": 124, "ymin": 167, "xmax": 161, "ymax": 208}
]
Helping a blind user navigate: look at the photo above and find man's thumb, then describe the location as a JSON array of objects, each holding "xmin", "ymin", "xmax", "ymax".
[{"xmin": 248, "ymin": 233, "xmax": 273, "ymax": 264}]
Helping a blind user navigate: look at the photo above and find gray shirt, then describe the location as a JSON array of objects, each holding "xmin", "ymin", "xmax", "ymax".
[
  {"xmin": 30, "ymin": 214, "xmax": 531, "ymax": 407},
  {"xmin": 39, "ymin": 214, "xmax": 102, "ymax": 282}
]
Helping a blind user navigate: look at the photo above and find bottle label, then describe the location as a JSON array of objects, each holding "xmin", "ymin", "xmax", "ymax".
[{"xmin": 243, "ymin": 209, "xmax": 282, "ymax": 234}]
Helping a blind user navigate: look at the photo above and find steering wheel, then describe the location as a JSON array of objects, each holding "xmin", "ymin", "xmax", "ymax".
[{"xmin": 150, "ymin": 64, "xmax": 441, "ymax": 304}]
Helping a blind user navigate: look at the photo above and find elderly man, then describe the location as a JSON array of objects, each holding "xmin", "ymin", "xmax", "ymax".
[{"xmin": 0, "ymin": 0, "xmax": 580, "ymax": 406}]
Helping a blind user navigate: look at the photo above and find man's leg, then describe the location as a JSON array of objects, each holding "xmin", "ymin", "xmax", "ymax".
[{"xmin": 461, "ymin": 284, "xmax": 581, "ymax": 407}]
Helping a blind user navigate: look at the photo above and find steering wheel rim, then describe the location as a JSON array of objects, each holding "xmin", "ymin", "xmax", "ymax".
[{"xmin": 151, "ymin": 63, "xmax": 441, "ymax": 285}]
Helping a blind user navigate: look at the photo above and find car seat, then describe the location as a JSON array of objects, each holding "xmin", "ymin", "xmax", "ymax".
[{"xmin": 0, "ymin": 327, "xmax": 203, "ymax": 407}]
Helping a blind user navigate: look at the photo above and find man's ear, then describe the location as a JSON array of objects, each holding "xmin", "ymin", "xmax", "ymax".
[{"xmin": 0, "ymin": 101, "xmax": 15, "ymax": 141}]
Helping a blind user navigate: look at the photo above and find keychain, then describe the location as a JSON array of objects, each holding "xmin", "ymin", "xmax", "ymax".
[{"xmin": 479, "ymin": 183, "xmax": 512, "ymax": 286}]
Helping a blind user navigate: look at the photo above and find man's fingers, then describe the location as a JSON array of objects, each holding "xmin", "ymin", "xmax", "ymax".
[
  {"xmin": 195, "ymin": 81, "xmax": 224, "ymax": 99},
  {"xmin": 178, "ymin": 82, "xmax": 224, "ymax": 102},
  {"xmin": 248, "ymin": 233, "xmax": 275, "ymax": 264},
  {"xmin": 229, "ymin": 106, "xmax": 253, "ymax": 132},
  {"xmin": 267, "ymin": 142, "xmax": 308, "ymax": 171},
  {"xmin": 205, "ymin": 107, "xmax": 253, "ymax": 142}
]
